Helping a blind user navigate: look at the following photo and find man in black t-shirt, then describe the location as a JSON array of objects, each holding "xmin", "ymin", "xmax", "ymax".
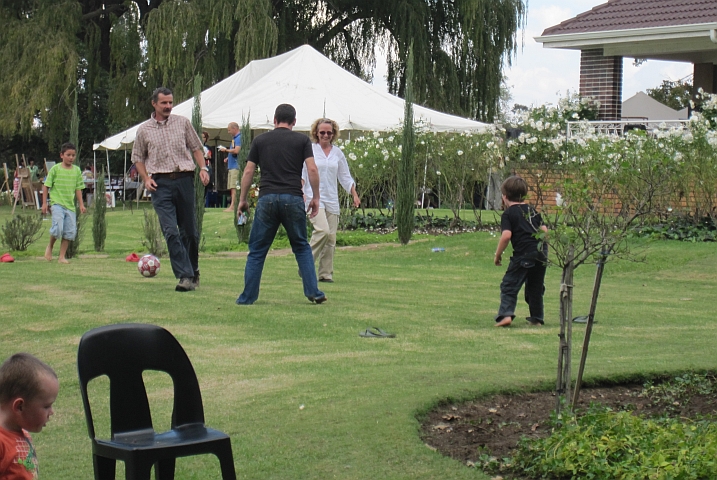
[
  {"xmin": 236, "ymin": 104, "xmax": 326, "ymax": 305},
  {"xmin": 493, "ymin": 176, "xmax": 549, "ymax": 327}
]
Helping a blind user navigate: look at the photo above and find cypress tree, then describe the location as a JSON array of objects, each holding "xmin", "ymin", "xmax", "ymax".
[
  {"xmin": 397, "ymin": 45, "xmax": 416, "ymax": 245},
  {"xmin": 191, "ymin": 75, "xmax": 206, "ymax": 246},
  {"xmin": 92, "ymin": 168, "xmax": 107, "ymax": 251}
]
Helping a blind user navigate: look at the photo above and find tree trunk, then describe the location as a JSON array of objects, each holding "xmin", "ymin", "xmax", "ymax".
[{"xmin": 555, "ymin": 247, "xmax": 574, "ymax": 417}]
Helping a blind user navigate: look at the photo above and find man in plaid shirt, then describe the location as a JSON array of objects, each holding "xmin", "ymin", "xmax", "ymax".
[{"xmin": 132, "ymin": 87, "xmax": 210, "ymax": 292}]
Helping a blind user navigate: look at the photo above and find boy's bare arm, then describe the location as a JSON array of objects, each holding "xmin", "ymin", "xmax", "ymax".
[
  {"xmin": 494, "ymin": 230, "xmax": 512, "ymax": 266},
  {"xmin": 75, "ymin": 189, "xmax": 86, "ymax": 214},
  {"xmin": 41, "ymin": 185, "xmax": 49, "ymax": 214}
]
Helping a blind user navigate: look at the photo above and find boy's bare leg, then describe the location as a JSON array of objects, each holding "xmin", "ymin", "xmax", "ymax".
[
  {"xmin": 45, "ymin": 237, "xmax": 57, "ymax": 261},
  {"xmin": 495, "ymin": 317, "xmax": 513, "ymax": 327},
  {"xmin": 58, "ymin": 239, "xmax": 70, "ymax": 264}
]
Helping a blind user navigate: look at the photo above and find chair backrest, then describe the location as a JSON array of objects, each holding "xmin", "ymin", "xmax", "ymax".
[
  {"xmin": 44, "ymin": 161, "xmax": 55, "ymax": 175},
  {"xmin": 77, "ymin": 324, "xmax": 205, "ymax": 439}
]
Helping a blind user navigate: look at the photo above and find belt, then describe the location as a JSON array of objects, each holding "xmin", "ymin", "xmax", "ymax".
[{"xmin": 152, "ymin": 171, "xmax": 194, "ymax": 180}]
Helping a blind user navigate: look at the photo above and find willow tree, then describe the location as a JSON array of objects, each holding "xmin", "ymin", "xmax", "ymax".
[
  {"xmin": 0, "ymin": 0, "xmax": 277, "ymax": 152},
  {"xmin": 0, "ymin": 0, "xmax": 525, "ymax": 153},
  {"xmin": 274, "ymin": 0, "xmax": 527, "ymax": 122}
]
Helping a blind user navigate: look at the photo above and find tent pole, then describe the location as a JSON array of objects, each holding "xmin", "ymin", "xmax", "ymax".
[
  {"xmin": 123, "ymin": 149, "xmax": 127, "ymax": 210},
  {"xmin": 93, "ymin": 151, "xmax": 96, "ymax": 207},
  {"xmin": 421, "ymin": 150, "xmax": 428, "ymax": 208},
  {"xmin": 106, "ymin": 150, "xmax": 111, "ymax": 208}
]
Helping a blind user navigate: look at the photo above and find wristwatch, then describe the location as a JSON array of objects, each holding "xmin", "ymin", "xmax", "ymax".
[{"xmin": 201, "ymin": 166, "xmax": 209, "ymax": 172}]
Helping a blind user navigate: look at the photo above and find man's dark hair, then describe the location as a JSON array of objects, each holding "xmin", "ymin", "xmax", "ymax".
[
  {"xmin": 0, "ymin": 353, "xmax": 57, "ymax": 404},
  {"xmin": 501, "ymin": 176, "xmax": 528, "ymax": 202},
  {"xmin": 274, "ymin": 104, "xmax": 296, "ymax": 125},
  {"xmin": 60, "ymin": 142, "xmax": 76, "ymax": 155},
  {"xmin": 151, "ymin": 87, "xmax": 173, "ymax": 103}
]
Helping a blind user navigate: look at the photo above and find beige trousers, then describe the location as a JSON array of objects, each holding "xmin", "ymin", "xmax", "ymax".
[{"xmin": 309, "ymin": 208, "xmax": 339, "ymax": 280}]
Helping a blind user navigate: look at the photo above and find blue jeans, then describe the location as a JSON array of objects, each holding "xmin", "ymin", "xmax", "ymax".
[
  {"xmin": 496, "ymin": 254, "xmax": 546, "ymax": 324},
  {"xmin": 237, "ymin": 194, "xmax": 324, "ymax": 304},
  {"xmin": 151, "ymin": 176, "xmax": 198, "ymax": 280}
]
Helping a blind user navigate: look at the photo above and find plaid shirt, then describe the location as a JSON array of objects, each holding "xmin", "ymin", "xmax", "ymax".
[{"xmin": 131, "ymin": 113, "xmax": 203, "ymax": 174}]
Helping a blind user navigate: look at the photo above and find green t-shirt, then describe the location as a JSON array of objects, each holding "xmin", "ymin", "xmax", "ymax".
[{"xmin": 45, "ymin": 163, "xmax": 84, "ymax": 211}]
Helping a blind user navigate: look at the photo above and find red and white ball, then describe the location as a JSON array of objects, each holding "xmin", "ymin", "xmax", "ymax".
[{"xmin": 137, "ymin": 254, "xmax": 161, "ymax": 277}]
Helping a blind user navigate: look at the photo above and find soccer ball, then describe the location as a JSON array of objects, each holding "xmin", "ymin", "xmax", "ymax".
[{"xmin": 137, "ymin": 254, "xmax": 161, "ymax": 277}]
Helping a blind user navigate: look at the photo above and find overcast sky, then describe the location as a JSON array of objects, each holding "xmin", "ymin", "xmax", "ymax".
[{"xmin": 372, "ymin": 0, "xmax": 694, "ymax": 110}]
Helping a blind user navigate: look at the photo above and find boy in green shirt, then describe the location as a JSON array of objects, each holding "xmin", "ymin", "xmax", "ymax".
[{"xmin": 41, "ymin": 143, "xmax": 87, "ymax": 263}]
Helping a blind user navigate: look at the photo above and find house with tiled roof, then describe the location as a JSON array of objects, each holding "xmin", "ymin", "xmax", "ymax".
[{"xmin": 536, "ymin": 0, "xmax": 717, "ymax": 120}]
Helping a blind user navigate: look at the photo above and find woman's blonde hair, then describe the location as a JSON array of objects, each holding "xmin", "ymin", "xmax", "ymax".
[{"xmin": 309, "ymin": 118, "xmax": 340, "ymax": 144}]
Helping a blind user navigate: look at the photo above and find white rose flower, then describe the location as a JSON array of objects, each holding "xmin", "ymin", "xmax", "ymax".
[{"xmin": 348, "ymin": 152, "xmax": 357, "ymax": 160}]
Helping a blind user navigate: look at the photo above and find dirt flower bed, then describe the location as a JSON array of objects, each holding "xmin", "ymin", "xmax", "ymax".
[{"xmin": 420, "ymin": 376, "xmax": 717, "ymax": 479}]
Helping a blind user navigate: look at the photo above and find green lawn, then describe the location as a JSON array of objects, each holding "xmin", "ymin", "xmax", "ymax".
[{"xmin": 1, "ymin": 205, "xmax": 716, "ymax": 479}]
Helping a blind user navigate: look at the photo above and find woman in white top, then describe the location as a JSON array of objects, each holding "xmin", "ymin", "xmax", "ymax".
[{"xmin": 302, "ymin": 118, "xmax": 360, "ymax": 283}]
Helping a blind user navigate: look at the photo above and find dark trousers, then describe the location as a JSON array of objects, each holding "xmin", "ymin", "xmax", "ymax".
[
  {"xmin": 496, "ymin": 255, "xmax": 546, "ymax": 323},
  {"xmin": 151, "ymin": 176, "xmax": 198, "ymax": 280}
]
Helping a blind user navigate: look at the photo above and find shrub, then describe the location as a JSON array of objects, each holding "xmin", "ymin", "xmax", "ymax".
[
  {"xmin": 633, "ymin": 214, "xmax": 716, "ymax": 242},
  {"xmin": 141, "ymin": 209, "xmax": 167, "ymax": 257},
  {"xmin": 93, "ymin": 171, "xmax": 107, "ymax": 251},
  {"xmin": 0, "ymin": 213, "xmax": 44, "ymax": 251},
  {"xmin": 509, "ymin": 406, "xmax": 717, "ymax": 480},
  {"xmin": 65, "ymin": 209, "xmax": 86, "ymax": 259}
]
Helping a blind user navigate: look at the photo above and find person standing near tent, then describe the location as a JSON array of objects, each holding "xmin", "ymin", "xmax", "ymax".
[
  {"xmin": 218, "ymin": 122, "xmax": 241, "ymax": 212},
  {"xmin": 236, "ymin": 104, "xmax": 326, "ymax": 305},
  {"xmin": 302, "ymin": 118, "xmax": 360, "ymax": 283},
  {"xmin": 131, "ymin": 86, "xmax": 210, "ymax": 292},
  {"xmin": 27, "ymin": 158, "xmax": 39, "ymax": 183}
]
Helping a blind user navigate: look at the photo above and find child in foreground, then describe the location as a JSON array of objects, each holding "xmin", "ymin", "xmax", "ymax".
[
  {"xmin": 0, "ymin": 353, "xmax": 59, "ymax": 479},
  {"xmin": 42, "ymin": 142, "xmax": 87, "ymax": 264},
  {"xmin": 494, "ymin": 176, "xmax": 549, "ymax": 327}
]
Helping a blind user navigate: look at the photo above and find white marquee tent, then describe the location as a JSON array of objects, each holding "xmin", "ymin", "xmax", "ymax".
[{"xmin": 93, "ymin": 45, "xmax": 488, "ymax": 151}]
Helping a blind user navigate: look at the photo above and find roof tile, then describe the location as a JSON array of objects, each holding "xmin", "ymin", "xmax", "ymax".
[{"xmin": 542, "ymin": 0, "xmax": 717, "ymax": 36}]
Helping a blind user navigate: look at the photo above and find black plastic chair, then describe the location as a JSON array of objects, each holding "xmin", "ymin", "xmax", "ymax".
[{"xmin": 77, "ymin": 323, "xmax": 237, "ymax": 480}]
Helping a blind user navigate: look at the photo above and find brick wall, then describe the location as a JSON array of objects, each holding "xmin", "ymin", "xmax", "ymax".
[
  {"xmin": 579, "ymin": 49, "xmax": 623, "ymax": 121},
  {"xmin": 513, "ymin": 168, "xmax": 716, "ymax": 217}
]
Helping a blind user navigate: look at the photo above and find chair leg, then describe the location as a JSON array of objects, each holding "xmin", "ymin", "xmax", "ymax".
[
  {"xmin": 154, "ymin": 458, "xmax": 176, "ymax": 480},
  {"xmin": 124, "ymin": 458, "xmax": 153, "ymax": 480},
  {"xmin": 215, "ymin": 441, "xmax": 237, "ymax": 480},
  {"xmin": 93, "ymin": 455, "xmax": 116, "ymax": 480}
]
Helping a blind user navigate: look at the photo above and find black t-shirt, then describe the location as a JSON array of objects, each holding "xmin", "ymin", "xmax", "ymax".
[
  {"xmin": 246, "ymin": 127, "xmax": 313, "ymax": 197},
  {"xmin": 501, "ymin": 203, "xmax": 544, "ymax": 258}
]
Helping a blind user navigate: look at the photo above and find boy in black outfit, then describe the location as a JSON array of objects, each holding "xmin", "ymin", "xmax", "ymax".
[{"xmin": 494, "ymin": 176, "xmax": 548, "ymax": 327}]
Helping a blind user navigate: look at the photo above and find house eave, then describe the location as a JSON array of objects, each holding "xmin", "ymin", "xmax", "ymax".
[{"xmin": 535, "ymin": 22, "xmax": 717, "ymax": 50}]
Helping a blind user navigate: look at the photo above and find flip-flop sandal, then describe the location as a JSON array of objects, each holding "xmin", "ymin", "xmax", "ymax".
[
  {"xmin": 0, "ymin": 253, "xmax": 14, "ymax": 263},
  {"xmin": 572, "ymin": 316, "xmax": 597, "ymax": 324},
  {"xmin": 359, "ymin": 327, "xmax": 396, "ymax": 338}
]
